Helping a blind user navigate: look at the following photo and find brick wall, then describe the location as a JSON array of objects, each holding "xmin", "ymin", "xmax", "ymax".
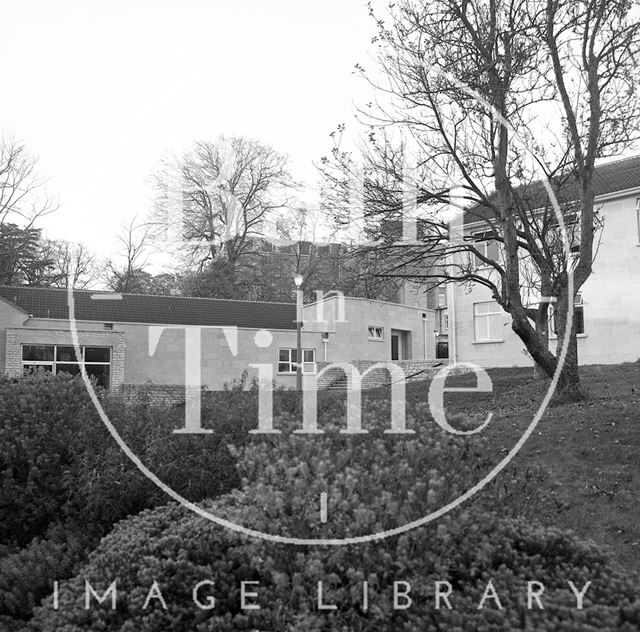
[{"xmin": 5, "ymin": 327, "xmax": 126, "ymax": 388}]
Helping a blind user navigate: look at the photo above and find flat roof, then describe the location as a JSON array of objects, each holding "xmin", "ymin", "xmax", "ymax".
[{"xmin": 0, "ymin": 286, "xmax": 297, "ymax": 330}]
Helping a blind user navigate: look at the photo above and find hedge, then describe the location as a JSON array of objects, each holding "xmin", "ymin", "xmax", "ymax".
[
  {"xmin": 0, "ymin": 372, "xmax": 249, "ymax": 623},
  {"xmin": 29, "ymin": 401, "xmax": 640, "ymax": 630}
]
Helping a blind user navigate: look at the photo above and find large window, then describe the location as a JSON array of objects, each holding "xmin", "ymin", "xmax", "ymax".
[
  {"xmin": 473, "ymin": 301, "xmax": 504, "ymax": 342},
  {"xmin": 437, "ymin": 309, "xmax": 449, "ymax": 334},
  {"xmin": 22, "ymin": 345, "xmax": 111, "ymax": 388},
  {"xmin": 471, "ymin": 231, "xmax": 500, "ymax": 268},
  {"xmin": 278, "ymin": 348, "xmax": 316, "ymax": 374},
  {"xmin": 551, "ymin": 293, "xmax": 585, "ymax": 336}
]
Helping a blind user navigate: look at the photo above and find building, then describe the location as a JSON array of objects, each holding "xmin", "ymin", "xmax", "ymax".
[
  {"xmin": 0, "ymin": 285, "xmax": 440, "ymax": 398},
  {"xmin": 5, "ymin": 157, "xmax": 635, "ymax": 392},
  {"xmin": 448, "ymin": 155, "xmax": 640, "ymax": 367}
]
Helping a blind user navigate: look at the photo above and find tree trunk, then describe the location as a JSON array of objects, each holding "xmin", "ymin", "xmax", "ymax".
[
  {"xmin": 533, "ymin": 321, "xmax": 549, "ymax": 380},
  {"xmin": 553, "ymin": 290, "xmax": 584, "ymax": 401},
  {"xmin": 510, "ymin": 310, "xmax": 557, "ymax": 379},
  {"xmin": 554, "ymin": 326, "xmax": 582, "ymax": 400}
]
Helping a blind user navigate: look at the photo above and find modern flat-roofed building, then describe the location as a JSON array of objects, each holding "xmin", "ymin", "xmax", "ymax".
[{"xmin": 0, "ymin": 285, "xmax": 439, "ymax": 398}]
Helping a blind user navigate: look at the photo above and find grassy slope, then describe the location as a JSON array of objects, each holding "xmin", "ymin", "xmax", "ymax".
[{"xmin": 396, "ymin": 361, "xmax": 640, "ymax": 573}]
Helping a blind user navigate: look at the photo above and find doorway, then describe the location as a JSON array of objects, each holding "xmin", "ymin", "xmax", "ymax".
[
  {"xmin": 390, "ymin": 329, "xmax": 411, "ymax": 361},
  {"xmin": 391, "ymin": 334, "xmax": 400, "ymax": 361}
]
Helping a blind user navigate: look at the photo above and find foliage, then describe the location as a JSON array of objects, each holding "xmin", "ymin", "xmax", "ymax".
[
  {"xmin": 0, "ymin": 524, "xmax": 87, "ymax": 621},
  {"xmin": 0, "ymin": 373, "xmax": 242, "ymax": 622},
  {"xmin": 0, "ymin": 223, "xmax": 54, "ymax": 286},
  {"xmin": 181, "ymin": 260, "xmax": 240, "ymax": 299},
  {"xmin": 29, "ymin": 392, "xmax": 640, "ymax": 631},
  {"xmin": 30, "ymin": 501, "xmax": 640, "ymax": 631}
]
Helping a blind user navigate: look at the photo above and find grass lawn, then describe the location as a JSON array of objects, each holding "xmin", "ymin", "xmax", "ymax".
[{"xmin": 397, "ymin": 361, "xmax": 640, "ymax": 573}]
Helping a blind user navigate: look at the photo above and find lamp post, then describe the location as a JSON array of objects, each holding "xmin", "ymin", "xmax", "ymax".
[{"xmin": 294, "ymin": 273, "xmax": 304, "ymax": 393}]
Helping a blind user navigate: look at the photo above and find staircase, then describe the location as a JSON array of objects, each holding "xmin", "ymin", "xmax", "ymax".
[{"xmin": 321, "ymin": 360, "xmax": 448, "ymax": 392}]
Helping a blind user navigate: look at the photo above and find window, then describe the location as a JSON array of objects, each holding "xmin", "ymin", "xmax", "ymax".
[
  {"xmin": 473, "ymin": 301, "xmax": 504, "ymax": 342},
  {"xmin": 368, "ymin": 326, "xmax": 384, "ymax": 341},
  {"xmin": 22, "ymin": 344, "xmax": 111, "ymax": 388},
  {"xmin": 548, "ymin": 209, "xmax": 579, "ymax": 228},
  {"xmin": 471, "ymin": 231, "xmax": 500, "ymax": 268},
  {"xmin": 574, "ymin": 294, "xmax": 585, "ymax": 334},
  {"xmin": 549, "ymin": 205, "xmax": 581, "ymax": 252},
  {"xmin": 636, "ymin": 198, "xmax": 640, "ymax": 242},
  {"xmin": 551, "ymin": 293, "xmax": 585, "ymax": 336},
  {"xmin": 437, "ymin": 308, "xmax": 449, "ymax": 333},
  {"xmin": 278, "ymin": 348, "xmax": 316, "ymax": 374}
]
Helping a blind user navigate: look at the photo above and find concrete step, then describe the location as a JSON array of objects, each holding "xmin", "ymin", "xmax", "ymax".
[{"xmin": 322, "ymin": 361, "xmax": 447, "ymax": 391}]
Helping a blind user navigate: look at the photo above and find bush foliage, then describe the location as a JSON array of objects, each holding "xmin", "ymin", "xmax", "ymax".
[
  {"xmin": 0, "ymin": 373, "xmax": 245, "ymax": 622},
  {"xmin": 30, "ymin": 501, "xmax": 640, "ymax": 631},
  {"xmin": 29, "ymin": 396, "xmax": 640, "ymax": 631}
]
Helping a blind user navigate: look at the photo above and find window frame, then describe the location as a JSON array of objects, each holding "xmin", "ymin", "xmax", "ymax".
[
  {"xmin": 473, "ymin": 300, "xmax": 504, "ymax": 342},
  {"xmin": 470, "ymin": 231, "xmax": 500, "ymax": 269},
  {"xmin": 550, "ymin": 293, "xmax": 586, "ymax": 338},
  {"xmin": 21, "ymin": 344, "xmax": 112, "ymax": 387},
  {"xmin": 367, "ymin": 325, "xmax": 385, "ymax": 341},
  {"xmin": 277, "ymin": 348, "xmax": 316, "ymax": 375},
  {"xmin": 436, "ymin": 308, "xmax": 449, "ymax": 334}
]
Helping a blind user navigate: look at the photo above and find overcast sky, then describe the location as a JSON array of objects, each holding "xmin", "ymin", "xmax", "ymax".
[{"xmin": 2, "ymin": 0, "xmax": 377, "ymax": 260}]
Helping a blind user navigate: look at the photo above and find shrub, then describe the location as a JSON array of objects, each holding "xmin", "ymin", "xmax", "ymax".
[
  {"xmin": 0, "ymin": 374, "xmax": 89, "ymax": 546},
  {"xmin": 0, "ymin": 372, "xmax": 241, "ymax": 547},
  {"xmin": 0, "ymin": 524, "xmax": 87, "ymax": 620},
  {"xmin": 30, "ymin": 402, "xmax": 640, "ymax": 631},
  {"xmin": 29, "ymin": 503, "xmax": 640, "ymax": 631},
  {"xmin": 0, "ymin": 372, "xmax": 244, "ymax": 624}
]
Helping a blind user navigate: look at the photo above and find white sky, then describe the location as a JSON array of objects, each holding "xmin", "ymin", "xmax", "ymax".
[{"xmin": 1, "ymin": 0, "xmax": 378, "ymax": 261}]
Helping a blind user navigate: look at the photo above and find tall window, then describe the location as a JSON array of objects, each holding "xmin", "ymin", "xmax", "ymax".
[
  {"xmin": 552, "ymin": 293, "xmax": 585, "ymax": 336},
  {"xmin": 22, "ymin": 345, "xmax": 111, "ymax": 388},
  {"xmin": 636, "ymin": 198, "xmax": 640, "ymax": 242},
  {"xmin": 471, "ymin": 231, "xmax": 500, "ymax": 268},
  {"xmin": 278, "ymin": 348, "xmax": 316, "ymax": 374},
  {"xmin": 473, "ymin": 301, "xmax": 504, "ymax": 342},
  {"xmin": 438, "ymin": 309, "xmax": 449, "ymax": 333}
]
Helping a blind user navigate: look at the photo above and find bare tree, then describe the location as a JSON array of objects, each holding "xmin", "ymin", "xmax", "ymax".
[
  {"xmin": 105, "ymin": 219, "xmax": 151, "ymax": 293},
  {"xmin": 0, "ymin": 138, "xmax": 59, "ymax": 286},
  {"xmin": 0, "ymin": 138, "xmax": 55, "ymax": 229},
  {"xmin": 152, "ymin": 136, "xmax": 294, "ymax": 277},
  {"xmin": 45, "ymin": 240, "xmax": 99, "ymax": 289},
  {"xmin": 321, "ymin": 0, "xmax": 640, "ymax": 399}
]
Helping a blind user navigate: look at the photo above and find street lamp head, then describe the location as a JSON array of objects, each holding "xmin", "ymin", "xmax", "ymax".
[{"xmin": 294, "ymin": 274, "xmax": 304, "ymax": 288}]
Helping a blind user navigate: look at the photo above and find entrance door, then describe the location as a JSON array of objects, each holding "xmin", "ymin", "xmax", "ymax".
[
  {"xmin": 391, "ymin": 334, "xmax": 400, "ymax": 361},
  {"xmin": 436, "ymin": 340, "xmax": 449, "ymax": 359}
]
